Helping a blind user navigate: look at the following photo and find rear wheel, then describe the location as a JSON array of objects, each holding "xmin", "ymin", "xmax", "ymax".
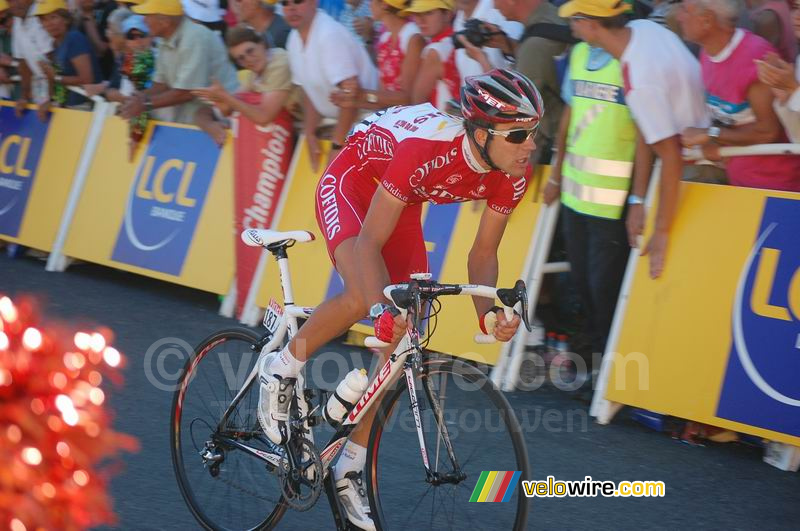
[
  {"xmin": 171, "ymin": 327, "xmax": 288, "ymax": 530},
  {"xmin": 366, "ymin": 358, "xmax": 530, "ymax": 530}
]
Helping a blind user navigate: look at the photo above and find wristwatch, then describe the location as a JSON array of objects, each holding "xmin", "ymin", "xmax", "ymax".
[
  {"xmin": 365, "ymin": 91, "xmax": 378, "ymax": 104},
  {"xmin": 143, "ymin": 94, "xmax": 153, "ymax": 112},
  {"xmin": 708, "ymin": 126, "xmax": 721, "ymax": 140},
  {"xmin": 369, "ymin": 303, "xmax": 392, "ymax": 321},
  {"xmin": 627, "ymin": 194, "xmax": 644, "ymax": 206}
]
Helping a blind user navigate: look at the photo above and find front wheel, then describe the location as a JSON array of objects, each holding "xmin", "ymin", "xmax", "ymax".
[
  {"xmin": 366, "ymin": 358, "xmax": 530, "ymax": 530},
  {"xmin": 170, "ymin": 327, "xmax": 288, "ymax": 530}
]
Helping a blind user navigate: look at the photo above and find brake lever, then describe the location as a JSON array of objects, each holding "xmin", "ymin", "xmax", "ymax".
[{"xmin": 514, "ymin": 279, "xmax": 532, "ymax": 332}]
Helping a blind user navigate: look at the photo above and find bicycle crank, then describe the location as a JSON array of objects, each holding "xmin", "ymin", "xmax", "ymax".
[{"xmin": 277, "ymin": 437, "xmax": 323, "ymax": 511}]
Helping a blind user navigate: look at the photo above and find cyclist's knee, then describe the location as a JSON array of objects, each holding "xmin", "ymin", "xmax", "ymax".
[{"xmin": 340, "ymin": 289, "xmax": 368, "ymax": 319}]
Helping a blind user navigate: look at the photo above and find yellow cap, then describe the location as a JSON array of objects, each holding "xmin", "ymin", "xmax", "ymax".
[
  {"xmin": 558, "ymin": 0, "xmax": 631, "ymax": 18},
  {"xmin": 118, "ymin": 0, "xmax": 146, "ymax": 5},
  {"xmin": 403, "ymin": 0, "xmax": 454, "ymax": 14},
  {"xmin": 261, "ymin": 0, "xmax": 277, "ymax": 4},
  {"xmin": 0, "ymin": 0, "xmax": 9, "ymax": 12},
  {"xmin": 33, "ymin": 0, "xmax": 68, "ymax": 16},
  {"xmin": 133, "ymin": 0, "xmax": 184, "ymax": 16},
  {"xmin": 383, "ymin": 0, "xmax": 410, "ymax": 10}
]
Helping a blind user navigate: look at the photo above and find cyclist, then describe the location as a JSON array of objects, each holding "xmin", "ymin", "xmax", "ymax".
[{"xmin": 259, "ymin": 68, "xmax": 543, "ymax": 530}]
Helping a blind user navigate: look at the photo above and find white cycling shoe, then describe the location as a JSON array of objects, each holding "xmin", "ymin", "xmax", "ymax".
[
  {"xmin": 336, "ymin": 471, "xmax": 376, "ymax": 531},
  {"xmin": 257, "ymin": 353, "xmax": 295, "ymax": 445}
]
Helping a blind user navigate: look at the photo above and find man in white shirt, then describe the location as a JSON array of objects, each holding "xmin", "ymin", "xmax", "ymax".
[
  {"xmin": 284, "ymin": 0, "xmax": 378, "ymax": 171},
  {"xmin": 559, "ymin": 0, "xmax": 709, "ymax": 279},
  {"xmin": 9, "ymin": 0, "xmax": 53, "ymax": 112}
]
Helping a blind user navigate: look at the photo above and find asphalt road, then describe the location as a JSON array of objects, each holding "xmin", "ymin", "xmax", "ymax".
[{"xmin": 2, "ymin": 254, "xmax": 798, "ymax": 530}]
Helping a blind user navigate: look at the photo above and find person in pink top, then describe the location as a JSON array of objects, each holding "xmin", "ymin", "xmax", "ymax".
[
  {"xmin": 746, "ymin": 0, "xmax": 798, "ymax": 63},
  {"xmin": 331, "ymin": 0, "xmax": 425, "ymax": 109},
  {"xmin": 679, "ymin": 0, "xmax": 800, "ymax": 192}
]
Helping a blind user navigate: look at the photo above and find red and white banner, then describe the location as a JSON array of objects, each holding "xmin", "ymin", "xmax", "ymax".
[{"xmin": 232, "ymin": 93, "xmax": 296, "ymax": 314}]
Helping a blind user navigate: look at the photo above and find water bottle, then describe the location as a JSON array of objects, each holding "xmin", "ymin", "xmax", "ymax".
[
  {"xmin": 324, "ymin": 369, "xmax": 369, "ymax": 427},
  {"xmin": 553, "ymin": 334, "xmax": 574, "ymax": 372},
  {"xmin": 32, "ymin": 75, "xmax": 50, "ymax": 105},
  {"xmin": 544, "ymin": 332, "xmax": 557, "ymax": 365}
]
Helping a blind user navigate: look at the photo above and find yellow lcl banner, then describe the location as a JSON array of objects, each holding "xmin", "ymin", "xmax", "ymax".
[
  {"xmin": 0, "ymin": 102, "xmax": 92, "ymax": 251},
  {"xmin": 605, "ymin": 183, "xmax": 800, "ymax": 445}
]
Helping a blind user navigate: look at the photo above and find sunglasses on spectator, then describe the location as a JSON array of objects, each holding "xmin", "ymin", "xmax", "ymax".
[
  {"xmin": 487, "ymin": 127, "xmax": 538, "ymax": 144},
  {"xmin": 126, "ymin": 31, "xmax": 148, "ymax": 40},
  {"xmin": 280, "ymin": 0, "xmax": 306, "ymax": 6},
  {"xmin": 233, "ymin": 45, "xmax": 260, "ymax": 63},
  {"xmin": 569, "ymin": 14, "xmax": 598, "ymax": 22}
]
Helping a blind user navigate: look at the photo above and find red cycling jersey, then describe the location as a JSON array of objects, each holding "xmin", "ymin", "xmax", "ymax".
[{"xmin": 315, "ymin": 103, "xmax": 530, "ymax": 282}]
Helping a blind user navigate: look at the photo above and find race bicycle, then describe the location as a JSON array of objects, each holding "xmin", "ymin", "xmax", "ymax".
[{"xmin": 170, "ymin": 228, "xmax": 532, "ymax": 530}]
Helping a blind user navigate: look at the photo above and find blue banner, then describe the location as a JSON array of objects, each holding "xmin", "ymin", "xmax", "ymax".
[
  {"xmin": 111, "ymin": 125, "xmax": 221, "ymax": 275},
  {"xmin": 0, "ymin": 107, "xmax": 49, "ymax": 238},
  {"xmin": 716, "ymin": 197, "xmax": 800, "ymax": 437}
]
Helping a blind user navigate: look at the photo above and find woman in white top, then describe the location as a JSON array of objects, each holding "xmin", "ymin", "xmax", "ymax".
[{"xmin": 755, "ymin": 5, "xmax": 800, "ymax": 142}]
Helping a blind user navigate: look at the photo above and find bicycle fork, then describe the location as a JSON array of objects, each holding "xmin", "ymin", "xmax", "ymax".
[{"xmin": 408, "ymin": 366, "xmax": 466, "ymax": 486}]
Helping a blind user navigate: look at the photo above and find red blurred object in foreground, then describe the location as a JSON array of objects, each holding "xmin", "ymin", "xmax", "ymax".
[{"xmin": 0, "ymin": 295, "xmax": 139, "ymax": 531}]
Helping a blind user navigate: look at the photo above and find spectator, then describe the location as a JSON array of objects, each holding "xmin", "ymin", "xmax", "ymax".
[
  {"xmin": 330, "ymin": 0, "xmax": 424, "ymax": 109},
  {"xmin": 756, "ymin": 4, "xmax": 800, "ymax": 142},
  {"xmin": 192, "ymin": 26, "xmax": 299, "ymax": 141},
  {"xmin": 559, "ymin": 0, "xmax": 709, "ymax": 279},
  {"xmin": 119, "ymin": 0, "xmax": 239, "ymax": 125},
  {"xmin": 544, "ymin": 38, "xmax": 637, "ymax": 371},
  {"xmin": 338, "ymin": 0, "xmax": 373, "ymax": 44},
  {"xmin": 9, "ymin": 0, "xmax": 54, "ymax": 113},
  {"xmin": 452, "ymin": 0, "xmax": 522, "ymax": 81},
  {"xmin": 283, "ymin": 0, "xmax": 378, "ymax": 170},
  {"xmin": 407, "ymin": 0, "xmax": 459, "ymax": 112},
  {"xmin": 35, "ymin": 0, "xmax": 101, "ymax": 113},
  {"xmin": 83, "ymin": 8, "xmax": 134, "ymax": 100},
  {"xmin": 1, "ymin": 0, "xmax": 16, "ymax": 100},
  {"xmin": 76, "ymin": 0, "xmax": 115, "ymax": 79},
  {"xmin": 746, "ymin": 0, "xmax": 797, "ymax": 62},
  {"xmin": 233, "ymin": 0, "xmax": 291, "ymax": 48},
  {"xmin": 182, "ymin": 0, "xmax": 227, "ymax": 33},
  {"xmin": 494, "ymin": 0, "xmax": 569, "ymax": 165},
  {"xmin": 679, "ymin": 0, "xmax": 800, "ymax": 191}
]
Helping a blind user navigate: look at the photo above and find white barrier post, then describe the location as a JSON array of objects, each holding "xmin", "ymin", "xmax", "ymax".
[
  {"xmin": 491, "ymin": 199, "xmax": 571, "ymax": 391},
  {"xmin": 236, "ymin": 133, "xmax": 305, "ymax": 327},
  {"xmin": 46, "ymin": 95, "xmax": 112, "ymax": 272},
  {"xmin": 489, "ymin": 203, "xmax": 544, "ymax": 388},
  {"xmin": 590, "ymin": 162, "xmax": 660, "ymax": 423}
]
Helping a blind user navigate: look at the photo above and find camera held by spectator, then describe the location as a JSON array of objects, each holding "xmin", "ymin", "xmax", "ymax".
[{"xmin": 452, "ymin": 18, "xmax": 499, "ymax": 49}]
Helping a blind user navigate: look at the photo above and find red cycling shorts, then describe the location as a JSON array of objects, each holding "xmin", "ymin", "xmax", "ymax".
[{"xmin": 314, "ymin": 151, "xmax": 428, "ymax": 284}]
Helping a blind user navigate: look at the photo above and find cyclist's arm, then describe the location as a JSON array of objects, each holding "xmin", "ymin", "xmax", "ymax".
[
  {"xmin": 467, "ymin": 207, "xmax": 510, "ymax": 319},
  {"xmin": 354, "ymin": 187, "xmax": 407, "ymax": 307}
]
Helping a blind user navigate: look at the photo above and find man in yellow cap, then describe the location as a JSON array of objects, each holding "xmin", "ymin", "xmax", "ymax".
[
  {"xmin": 7, "ymin": 0, "xmax": 53, "ymax": 113},
  {"xmin": 557, "ymin": 0, "xmax": 709, "ymax": 279},
  {"xmin": 119, "ymin": 0, "xmax": 239, "ymax": 125}
]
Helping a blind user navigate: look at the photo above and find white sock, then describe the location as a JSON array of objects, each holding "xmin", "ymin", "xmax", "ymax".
[
  {"xmin": 267, "ymin": 346, "xmax": 305, "ymax": 379},
  {"xmin": 334, "ymin": 441, "xmax": 367, "ymax": 480}
]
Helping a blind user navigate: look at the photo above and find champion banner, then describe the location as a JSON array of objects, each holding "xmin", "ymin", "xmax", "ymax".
[{"xmin": 233, "ymin": 95, "xmax": 296, "ymax": 314}]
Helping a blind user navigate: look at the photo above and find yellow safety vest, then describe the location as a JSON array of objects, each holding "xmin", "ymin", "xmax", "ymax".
[{"xmin": 561, "ymin": 43, "xmax": 636, "ymax": 220}]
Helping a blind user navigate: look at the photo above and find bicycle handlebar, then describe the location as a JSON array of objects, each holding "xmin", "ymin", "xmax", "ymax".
[{"xmin": 364, "ymin": 279, "xmax": 530, "ymax": 349}]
